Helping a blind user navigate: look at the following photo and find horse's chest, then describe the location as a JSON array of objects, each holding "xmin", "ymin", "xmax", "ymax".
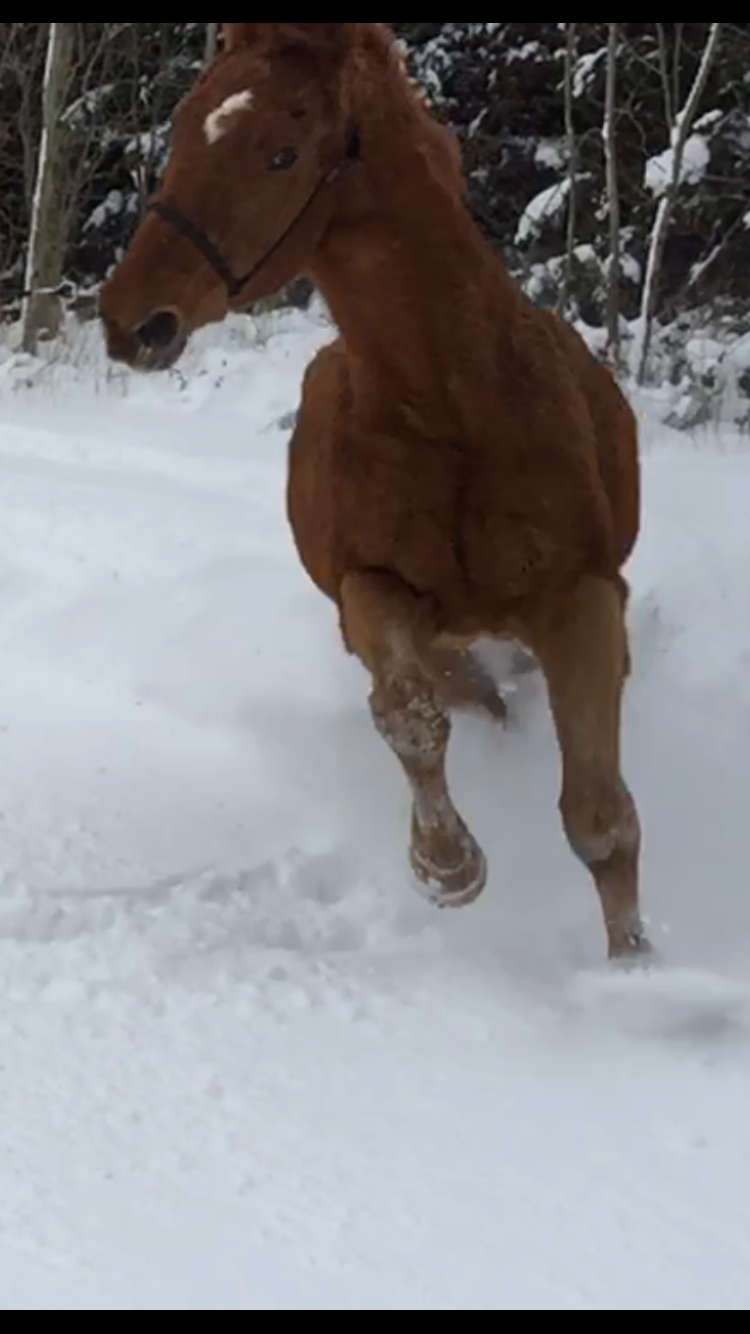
[{"xmin": 334, "ymin": 435, "xmax": 464, "ymax": 589}]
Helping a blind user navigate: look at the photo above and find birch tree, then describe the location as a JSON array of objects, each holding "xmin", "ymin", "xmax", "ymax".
[
  {"xmin": 205, "ymin": 22, "xmax": 219, "ymax": 65},
  {"xmin": 558, "ymin": 22, "xmax": 578, "ymax": 318},
  {"xmin": 637, "ymin": 22, "xmax": 722, "ymax": 384},
  {"xmin": 21, "ymin": 22, "xmax": 76, "ymax": 351},
  {"xmin": 603, "ymin": 23, "xmax": 622, "ymax": 368}
]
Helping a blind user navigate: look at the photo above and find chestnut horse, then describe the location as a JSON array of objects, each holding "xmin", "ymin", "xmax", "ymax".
[{"xmin": 99, "ymin": 22, "xmax": 650, "ymax": 962}]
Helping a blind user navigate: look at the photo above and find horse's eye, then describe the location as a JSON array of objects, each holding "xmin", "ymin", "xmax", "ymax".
[{"xmin": 268, "ymin": 146, "xmax": 298, "ymax": 171}]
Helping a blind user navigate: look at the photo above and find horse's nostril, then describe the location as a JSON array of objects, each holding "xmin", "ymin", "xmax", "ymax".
[{"xmin": 135, "ymin": 310, "xmax": 180, "ymax": 351}]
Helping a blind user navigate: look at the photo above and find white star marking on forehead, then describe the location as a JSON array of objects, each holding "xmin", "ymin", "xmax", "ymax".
[{"xmin": 204, "ymin": 89, "xmax": 253, "ymax": 145}]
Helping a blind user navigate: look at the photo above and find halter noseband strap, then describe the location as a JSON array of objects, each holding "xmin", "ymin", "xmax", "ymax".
[{"xmin": 146, "ymin": 126, "xmax": 361, "ymax": 301}]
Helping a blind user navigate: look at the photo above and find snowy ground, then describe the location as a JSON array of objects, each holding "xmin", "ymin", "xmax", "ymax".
[{"xmin": 0, "ymin": 307, "xmax": 750, "ymax": 1308}]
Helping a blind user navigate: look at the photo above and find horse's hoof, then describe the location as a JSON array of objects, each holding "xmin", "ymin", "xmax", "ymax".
[
  {"xmin": 608, "ymin": 928, "xmax": 656, "ymax": 970},
  {"xmin": 410, "ymin": 828, "xmax": 487, "ymax": 908},
  {"xmin": 511, "ymin": 646, "xmax": 537, "ymax": 675},
  {"xmin": 483, "ymin": 691, "xmax": 508, "ymax": 724}
]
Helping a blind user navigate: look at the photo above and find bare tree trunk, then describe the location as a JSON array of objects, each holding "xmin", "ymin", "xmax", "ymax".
[
  {"xmin": 673, "ymin": 23, "xmax": 684, "ymax": 118},
  {"xmin": 558, "ymin": 22, "xmax": 578, "ymax": 318},
  {"xmin": 656, "ymin": 24, "xmax": 673, "ymax": 127},
  {"xmin": 21, "ymin": 22, "xmax": 76, "ymax": 352},
  {"xmin": 603, "ymin": 23, "xmax": 622, "ymax": 369},
  {"xmin": 637, "ymin": 22, "xmax": 722, "ymax": 385},
  {"xmin": 204, "ymin": 22, "xmax": 219, "ymax": 66}
]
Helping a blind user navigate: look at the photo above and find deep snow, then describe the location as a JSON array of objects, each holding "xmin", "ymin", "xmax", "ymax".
[{"xmin": 0, "ymin": 307, "xmax": 749, "ymax": 1308}]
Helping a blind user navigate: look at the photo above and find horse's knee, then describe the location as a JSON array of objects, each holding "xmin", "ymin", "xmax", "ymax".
[
  {"xmin": 370, "ymin": 672, "xmax": 449, "ymax": 761},
  {"xmin": 560, "ymin": 779, "xmax": 640, "ymax": 869}
]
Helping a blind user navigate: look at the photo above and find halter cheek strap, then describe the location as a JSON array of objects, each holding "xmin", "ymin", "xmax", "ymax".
[{"xmin": 146, "ymin": 126, "xmax": 361, "ymax": 300}]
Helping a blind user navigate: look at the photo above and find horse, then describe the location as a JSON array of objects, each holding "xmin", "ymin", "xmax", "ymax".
[{"xmin": 98, "ymin": 22, "xmax": 650, "ymax": 963}]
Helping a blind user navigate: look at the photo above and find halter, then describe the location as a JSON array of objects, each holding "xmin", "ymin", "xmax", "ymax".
[{"xmin": 146, "ymin": 126, "xmax": 361, "ymax": 301}]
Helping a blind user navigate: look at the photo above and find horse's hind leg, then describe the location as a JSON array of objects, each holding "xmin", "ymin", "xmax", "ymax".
[
  {"xmin": 422, "ymin": 644, "xmax": 507, "ymax": 722},
  {"xmin": 530, "ymin": 575, "xmax": 650, "ymax": 962},
  {"xmin": 341, "ymin": 570, "xmax": 487, "ymax": 907}
]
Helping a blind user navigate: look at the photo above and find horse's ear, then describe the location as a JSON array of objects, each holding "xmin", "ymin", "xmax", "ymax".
[
  {"xmin": 222, "ymin": 23, "xmax": 351, "ymax": 58},
  {"xmin": 273, "ymin": 23, "xmax": 353, "ymax": 61},
  {"xmin": 279, "ymin": 23, "xmax": 349, "ymax": 43},
  {"xmin": 222, "ymin": 23, "xmax": 262, "ymax": 51},
  {"xmin": 220, "ymin": 22, "xmax": 352, "ymax": 64}
]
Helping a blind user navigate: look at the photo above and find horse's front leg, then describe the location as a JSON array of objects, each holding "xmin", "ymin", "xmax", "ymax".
[
  {"xmin": 529, "ymin": 575, "xmax": 651, "ymax": 962},
  {"xmin": 341, "ymin": 569, "xmax": 487, "ymax": 907}
]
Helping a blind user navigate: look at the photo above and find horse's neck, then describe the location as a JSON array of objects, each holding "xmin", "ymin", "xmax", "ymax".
[{"xmin": 310, "ymin": 68, "xmax": 519, "ymax": 421}]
